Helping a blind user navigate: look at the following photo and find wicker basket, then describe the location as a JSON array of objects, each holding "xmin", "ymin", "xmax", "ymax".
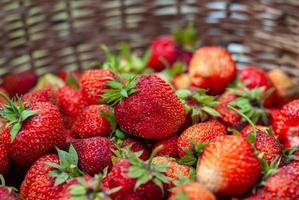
[{"xmin": 1, "ymin": 0, "xmax": 299, "ymax": 80}]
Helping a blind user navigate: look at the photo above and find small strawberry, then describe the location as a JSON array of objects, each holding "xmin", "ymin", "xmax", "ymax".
[
  {"xmin": 197, "ymin": 135, "xmax": 261, "ymax": 196},
  {"xmin": 239, "ymin": 66, "xmax": 276, "ymax": 107},
  {"xmin": 70, "ymin": 137, "xmax": 113, "ymax": 175},
  {"xmin": 0, "ymin": 142, "xmax": 9, "ymax": 175},
  {"xmin": 20, "ymin": 146, "xmax": 84, "ymax": 200},
  {"xmin": 169, "ymin": 182, "xmax": 216, "ymax": 200},
  {"xmin": 247, "ymin": 161, "xmax": 299, "ymax": 200},
  {"xmin": 147, "ymin": 36, "xmax": 179, "ymax": 71},
  {"xmin": 0, "ymin": 175, "xmax": 18, "ymax": 200},
  {"xmin": 123, "ymin": 137, "xmax": 150, "ymax": 161},
  {"xmin": 189, "ymin": 46, "xmax": 237, "ymax": 94},
  {"xmin": 72, "ymin": 105, "xmax": 112, "ymax": 139},
  {"xmin": 154, "ymin": 135, "xmax": 179, "ymax": 158},
  {"xmin": 2, "ymin": 70, "xmax": 38, "ymax": 97},
  {"xmin": 0, "ymin": 94, "xmax": 65, "ymax": 166},
  {"xmin": 57, "ymin": 86, "xmax": 88, "ymax": 118},
  {"xmin": 102, "ymin": 148, "xmax": 170, "ymax": 200},
  {"xmin": 102, "ymin": 74, "xmax": 186, "ymax": 140},
  {"xmin": 23, "ymin": 86, "xmax": 57, "ymax": 105},
  {"xmin": 80, "ymin": 69, "xmax": 115, "ymax": 105},
  {"xmin": 215, "ymin": 92, "xmax": 243, "ymax": 129},
  {"xmin": 177, "ymin": 119, "xmax": 227, "ymax": 164},
  {"xmin": 241, "ymin": 125, "xmax": 282, "ymax": 163}
]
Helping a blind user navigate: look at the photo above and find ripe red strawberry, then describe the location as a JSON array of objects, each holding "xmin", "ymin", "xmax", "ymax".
[
  {"xmin": 0, "ymin": 176, "xmax": 18, "ymax": 200},
  {"xmin": 177, "ymin": 119, "xmax": 227, "ymax": 158},
  {"xmin": 2, "ymin": 70, "xmax": 38, "ymax": 97},
  {"xmin": 169, "ymin": 182, "xmax": 216, "ymax": 200},
  {"xmin": 102, "ymin": 148, "xmax": 170, "ymax": 200},
  {"xmin": 102, "ymin": 74, "xmax": 186, "ymax": 140},
  {"xmin": 70, "ymin": 137, "xmax": 113, "ymax": 175},
  {"xmin": 80, "ymin": 69, "xmax": 115, "ymax": 105},
  {"xmin": 0, "ymin": 87, "xmax": 8, "ymax": 105},
  {"xmin": 215, "ymin": 92, "xmax": 243, "ymax": 129},
  {"xmin": 123, "ymin": 137, "xmax": 150, "ymax": 161},
  {"xmin": 153, "ymin": 156, "xmax": 191, "ymax": 187},
  {"xmin": 0, "ymin": 97, "xmax": 65, "ymax": 166},
  {"xmin": 20, "ymin": 146, "xmax": 84, "ymax": 200},
  {"xmin": 189, "ymin": 46, "xmax": 237, "ymax": 94},
  {"xmin": 23, "ymin": 87, "xmax": 57, "ymax": 105},
  {"xmin": 247, "ymin": 161, "xmax": 299, "ymax": 200},
  {"xmin": 197, "ymin": 135, "xmax": 261, "ymax": 196},
  {"xmin": 154, "ymin": 135, "xmax": 179, "ymax": 157},
  {"xmin": 239, "ymin": 66, "xmax": 276, "ymax": 106},
  {"xmin": 72, "ymin": 105, "xmax": 112, "ymax": 139},
  {"xmin": 272, "ymin": 100, "xmax": 299, "ymax": 148},
  {"xmin": 147, "ymin": 36, "xmax": 179, "ymax": 71},
  {"xmin": 57, "ymin": 86, "xmax": 88, "ymax": 118},
  {"xmin": 241, "ymin": 125, "xmax": 282, "ymax": 163},
  {"xmin": 0, "ymin": 142, "xmax": 9, "ymax": 174}
]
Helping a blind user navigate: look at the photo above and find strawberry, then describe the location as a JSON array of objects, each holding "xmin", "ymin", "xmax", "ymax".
[
  {"xmin": 0, "ymin": 176, "xmax": 18, "ymax": 200},
  {"xmin": 2, "ymin": 70, "xmax": 38, "ymax": 97},
  {"xmin": 272, "ymin": 100, "xmax": 299, "ymax": 148},
  {"xmin": 169, "ymin": 182, "xmax": 216, "ymax": 200},
  {"xmin": 102, "ymin": 74, "xmax": 186, "ymax": 140},
  {"xmin": 0, "ymin": 87, "xmax": 8, "ymax": 105},
  {"xmin": 23, "ymin": 86, "xmax": 57, "ymax": 105},
  {"xmin": 0, "ymin": 142, "xmax": 9, "ymax": 174},
  {"xmin": 239, "ymin": 66, "xmax": 276, "ymax": 107},
  {"xmin": 241, "ymin": 125, "xmax": 282, "ymax": 163},
  {"xmin": 153, "ymin": 156, "xmax": 191, "ymax": 187},
  {"xmin": 147, "ymin": 36, "xmax": 179, "ymax": 71},
  {"xmin": 20, "ymin": 146, "xmax": 84, "ymax": 200},
  {"xmin": 102, "ymin": 148, "xmax": 170, "ymax": 200},
  {"xmin": 215, "ymin": 92, "xmax": 243, "ymax": 129},
  {"xmin": 72, "ymin": 105, "xmax": 112, "ymax": 139},
  {"xmin": 123, "ymin": 137, "xmax": 150, "ymax": 161},
  {"xmin": 177, "ymin": 119, "xmax": 227, "ymax": 159},
  {"xmin": 0, "ymin": 95, "xmax": 65, "ymax": 166},
  {"xmin": 80, "ymin": 69, "xmax": 115, "ymax": 105},
  {"xmin": 247, "ymin": 161, "xmax": 299, "ymax": 200},
  {"xmin": 57, "ymin": 86, "xmax": 88, "ymax": 118},
  {"xmin": 197, "ymin": 135, "xmax": 261, "ymax": 196},
  {"xmin": 154, "ymin": 135, "xmax": 179, "ymax": 157},
  {"xmin": 189, "ymin": 46, "xmax": 237, "ymax": 94},
  {"xmin": 70, "ymin": 137, "xmax": 113, "ymax": 175}
]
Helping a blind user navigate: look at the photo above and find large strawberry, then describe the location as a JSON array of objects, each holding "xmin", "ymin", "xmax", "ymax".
[
  {"xmin": 0, "ymin": 142, "xmax": 9, "ymax": 174},
  {"xmin": 102, "ymin": 74, "xmax": 186, "ymax": 140},
  {"xmin": 70, "ymin": 136, "xmax": 113, "ymax": 175},
  {"xmin": 177, "ymin": 119, "xmax": 227, "ymax": 164},
  {"xmin": 2, "ymin": 70, "xmax": 38, "ymax": 97},
  {"xmin": 72, "ymin": 105, "xmax": 112, "ymax": 139},
  {"xmin": 197, "ymin": 135, "xmax": 261, "ymax": 196},
  {"xmin": 20, "ymin": 146, "xmax": 84, "ymax": 200},
  {"xmin": 0, "ymin": 176, "xmax": 18, "ymax": 200},
  {"xmin": 80, "ymin": 69, "xmax": 115, "ymax": 105},
  {"xmin": 102, "ymin": 148, "xmax": 170, "ymax": 200},
  {"xmin": 239, "ymin": 66, "xmax": 276, "ymax": 107},
  {"xmin": 169, "ymin": 182, "xmax": 216, "ymax": 200},
  {"xmin": 147, "ymin": 36, "xmax": 179, "ymax": 71},
  {"xmin": 247, "ymin": 161, "xmax": 299, "ymax": 200},
  {"xmin": 154, "ymin": 135, "xmax": 179, "ymax": 158},
  {"xmin": 241, "ymin": 125, "xmax": 282, "ymax": 163},
  {"xmin": 189, "ymin": 46, "xmax": 237, "ymax": 94},
  {"xmin": 0, "ymin": 94, "xmax": 65, "ymax": 166}
]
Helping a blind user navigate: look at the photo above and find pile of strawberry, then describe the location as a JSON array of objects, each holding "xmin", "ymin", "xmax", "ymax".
[{"xmin": 0, "ymin": 24, "xmax": 298, "ymax": 200}]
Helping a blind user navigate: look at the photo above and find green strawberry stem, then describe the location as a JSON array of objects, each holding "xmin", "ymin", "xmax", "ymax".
[
  {"xmin": 0, "ymin": 175, "xmax": 5, "ymax": 186},
  {"xmin": 0, "ymin": 92, "xmax": 39, "ymax": 142}
]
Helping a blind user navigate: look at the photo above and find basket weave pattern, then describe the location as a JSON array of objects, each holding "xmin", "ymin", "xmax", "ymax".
[{"xmin": 0, "ymin": 0, "xmax": 299, "ymax": 79}]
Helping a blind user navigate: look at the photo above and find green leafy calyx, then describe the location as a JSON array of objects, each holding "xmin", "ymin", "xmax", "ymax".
[
  {"xmin": 179, "ymin": 140, "xmax": 209, "ymax": 166},
  {"xmin": 0, "ymin": 93, "xmax": 39, "ymax": 142},
  {"xmin": 101, "ymin": 74, "xmax": 138, "ymax": 106},
  {"xmin": 176, "ymin": 88, "xmax": 220, "ymax": 124},
  {"xmin": 172, "ymin": 21, "xmax": 198, "ymax": 50},
  {"xmin": 46, "ymin": 145, "xmax": 84, "ymax": 186}
]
